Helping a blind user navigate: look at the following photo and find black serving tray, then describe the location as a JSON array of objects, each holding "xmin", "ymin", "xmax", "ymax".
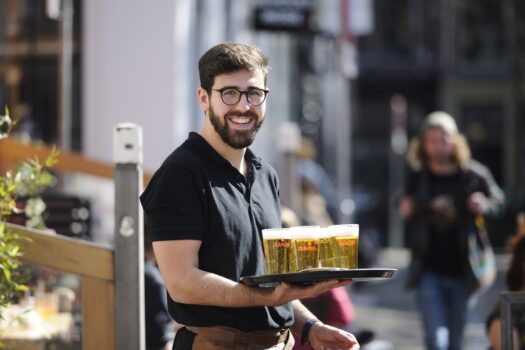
[{"xmin": 240, "ymin": 268, "xmax": 397, "ymax": 287}]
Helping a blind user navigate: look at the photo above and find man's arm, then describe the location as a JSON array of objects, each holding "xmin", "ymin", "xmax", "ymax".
[{"xmin": 153, "ymin": 240, "xmax": 351, "ymax": 308}]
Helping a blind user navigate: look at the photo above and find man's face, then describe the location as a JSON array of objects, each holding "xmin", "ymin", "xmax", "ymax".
[{"xmin": 206, "ymin": 69, "xmax": 266, "ymax": 149}]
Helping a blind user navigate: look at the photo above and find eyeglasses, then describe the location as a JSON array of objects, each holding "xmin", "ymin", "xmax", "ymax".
[{"xmin": 210, "ymin": 87, "xmax": 269, "ymax": 106}]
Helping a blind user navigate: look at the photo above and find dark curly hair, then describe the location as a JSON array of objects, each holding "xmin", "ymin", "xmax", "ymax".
[{"xmin": 198, "ymin": 42, "xmax": 270, "ymax": 91}]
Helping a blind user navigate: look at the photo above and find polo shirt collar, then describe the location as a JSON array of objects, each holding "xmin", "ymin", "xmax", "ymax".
[
  {"xmin": 188, "ymin": 132, "xmax": 262, "ymax": 170},
  {"xmin": 245, "ymin": 148, "xmax": 262, "ymax": 170}
]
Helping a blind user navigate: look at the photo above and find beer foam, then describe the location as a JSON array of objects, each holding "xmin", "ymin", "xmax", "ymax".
[
  {"xmin": 262, "ymin": 228, "xmax": 292, "ymax": 239},
  {"xmin": 318, "ymin": 227, "xmax": 331, "ymax": 239},
  {"xmin": 328, "ymin": 224, "xmax": 359, "ymax": 237},
  {"xmin": 290, "ymin": 226, "xmax": 321, "ymax": 239}
]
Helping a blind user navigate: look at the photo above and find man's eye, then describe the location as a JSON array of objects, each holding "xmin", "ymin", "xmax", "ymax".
[
  {"xmin": 248, "ymin": 90, "xmax": 264, "ymax": 97},
  {"xmin": 223, "ymin": 89, "xmax": 238, "ymax": 96}
]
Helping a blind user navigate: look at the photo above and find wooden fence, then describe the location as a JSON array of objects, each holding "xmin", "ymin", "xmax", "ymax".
[
  {"xmin": 1, "ymin": 125, "xmax": 147, "ymax": 349},
  {"xmin": 9, "ymin": 223, "xmax": 115, "ymax": 349}
]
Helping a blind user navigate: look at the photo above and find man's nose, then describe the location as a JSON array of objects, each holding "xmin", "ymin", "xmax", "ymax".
[{"xmin": 237, "ymin": 93, "xmax": 252, "ymax": 110}]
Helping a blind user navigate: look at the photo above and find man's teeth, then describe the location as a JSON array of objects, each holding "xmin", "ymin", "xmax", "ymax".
[{"xmin": 230, "ymin": 117, "xmax": 251, "ymax": 124}]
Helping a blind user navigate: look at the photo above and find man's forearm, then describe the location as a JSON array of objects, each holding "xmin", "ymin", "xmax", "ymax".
[{"xmin": 166, "ymin": 267, "xmax": 273, "ymax": 307}]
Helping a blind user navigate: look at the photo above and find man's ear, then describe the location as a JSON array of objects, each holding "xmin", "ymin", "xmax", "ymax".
[{"xmin": 197, "ymin": 87, "xmax": 209, "ymax": 113}]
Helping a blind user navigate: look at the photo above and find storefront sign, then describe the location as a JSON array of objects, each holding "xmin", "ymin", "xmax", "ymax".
[{"xmin": 254, "ymin": 0, "xmax": 314, "ymax": 32}]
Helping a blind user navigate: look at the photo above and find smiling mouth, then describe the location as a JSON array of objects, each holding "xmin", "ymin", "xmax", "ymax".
[{"xmin": 228, "ymin": 116, "xmax": 254, "ymax": 126}]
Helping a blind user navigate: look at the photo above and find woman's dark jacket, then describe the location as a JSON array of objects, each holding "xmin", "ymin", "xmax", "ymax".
[{"xmin": 404, "ymin": 159, "xmax": 504, "ymax": 290}]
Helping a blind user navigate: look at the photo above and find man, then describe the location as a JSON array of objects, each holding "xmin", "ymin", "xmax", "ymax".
[{"xmin": 140, "ymin": 43, "xmax": 359, "ymax": 350}]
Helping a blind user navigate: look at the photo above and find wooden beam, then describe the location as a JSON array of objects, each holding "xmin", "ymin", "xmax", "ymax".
[
  {"xmin": 9, "ymin": 223, "xmax": 114, "ymax": 282},
  {"xmin": 82, "ymin": 276, "xmax": 115, "ymax": 350},
  {"xmin": 0, "ymin": 138, "xmax": 152, "ymax": 184}
]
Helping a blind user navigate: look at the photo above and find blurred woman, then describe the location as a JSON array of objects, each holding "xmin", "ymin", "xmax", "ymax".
[{"xmin": 399, "ymin": 111, "xmax": 504, "ymax": 350}]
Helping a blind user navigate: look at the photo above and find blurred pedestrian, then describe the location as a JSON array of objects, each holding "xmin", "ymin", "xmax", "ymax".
[
  {"xmin": 398, "ymin": 111, "xmax": 504, "ymax": 350},
  {"xmin": 297, "ymin": 138, "xmax": 341, "ymax": 223},
  {"xmin": 505, "ymin": 212, "xmax": 525, "ymax": 251},
  {"xmin": 144, "ymin": 233, "xmax": 176, "ymax": 350}
]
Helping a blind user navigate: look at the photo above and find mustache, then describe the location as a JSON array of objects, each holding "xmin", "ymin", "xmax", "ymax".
[{"xmin": 224, "ymin": 110, "xmax": 258, "ymax": 119}]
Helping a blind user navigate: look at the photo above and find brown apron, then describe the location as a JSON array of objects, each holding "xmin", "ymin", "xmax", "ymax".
[{"xmin": 186, "ymin": 326, "xmax": 295, "ymax": 350}]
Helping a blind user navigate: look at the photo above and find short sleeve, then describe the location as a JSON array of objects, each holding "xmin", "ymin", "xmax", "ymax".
[{"xmin": 140, "ymin": 163, "xmax": 205, "ymax": 241}]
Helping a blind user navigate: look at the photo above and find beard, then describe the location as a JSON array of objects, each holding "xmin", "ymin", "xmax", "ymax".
[{"xmin": 208, "ymin": 105, "xmax": 264, "ymax": 149}]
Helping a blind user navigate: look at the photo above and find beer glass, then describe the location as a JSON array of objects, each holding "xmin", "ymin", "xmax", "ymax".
[
  {"xmin": 291, "ymin": 226, "xmax": 321, "ymax": 271},
  {"xmin": 262, "ymin": 228, "xmax": 292, "ymax": 274},
  {"xmin": 319, "ymin": 227, "xmax": 342, "ymax": 268},
  {"xmin": 328, "ymin": 224, "xmax": 359, "ymax": 269}
]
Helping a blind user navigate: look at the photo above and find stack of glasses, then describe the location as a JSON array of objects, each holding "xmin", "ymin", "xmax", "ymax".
[{"xmin": 262, "ymin": 224, "xmax": 359, "ymax": 274}]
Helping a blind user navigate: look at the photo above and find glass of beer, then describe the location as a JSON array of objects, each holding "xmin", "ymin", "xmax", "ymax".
[
  {"xmin": 262, "ymin": 228, "xmax": 293, "ymax": 274},
  {"xmin": 291, "ymin": 226, "xmax": 321, "ymax": 271},
  {"xmin": 319, "ymin": 227, "xmax": 342, "ymax": 268},
  {"xmin": 328, "ymin": 224, "xmax": 359, "ymax": 269}
]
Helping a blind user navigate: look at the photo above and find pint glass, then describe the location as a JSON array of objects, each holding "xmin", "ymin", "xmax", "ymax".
[
  {"xmin": 291, "ymin": 226, "xmax": 321, "ymax": 271},
  {"xmin": 328, "ymin": 224, "xmax": 359, "ymax": 269},
  {"xmin": 262, "ymin": 228, "xmax": 292, "ymax": 274},
  {"xmin": 319, "ymin": 227, "xmax": 342, "ymax": 268}
]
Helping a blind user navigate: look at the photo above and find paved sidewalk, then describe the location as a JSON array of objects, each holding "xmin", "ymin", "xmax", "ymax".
[{"xmin": 346, "ymin": 248, "xmax": 510, "ymax": 349}]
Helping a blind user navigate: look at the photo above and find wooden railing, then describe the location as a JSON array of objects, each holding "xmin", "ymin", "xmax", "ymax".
[
  {"xmin": 0, "ymin": 137, "xmax": 151, "ymax": 183},
  {"xmin": 2, "ymin": 127, "xmax": 146, "ymax": 349},
  {"xmin": 9, "ymin": 223, "xmax": 115, "ymax": 350}
]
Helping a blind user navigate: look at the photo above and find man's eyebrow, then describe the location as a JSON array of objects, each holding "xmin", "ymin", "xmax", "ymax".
[{"xmin": 215, "ymin": 85, "xmax": 265, "ymax": 90}]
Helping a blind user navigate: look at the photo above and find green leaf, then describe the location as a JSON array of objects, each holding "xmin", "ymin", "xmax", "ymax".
[
  {"xmin": 9, "ymin": 246, "xmax": 19, "ymax": 255},
  {"xmin": 3, "ymin": 267, "xmax": 11, "ymax": 283},
  {"xmin": 16, "ymin": 284, "xmax": 28, "ymax": 292}
]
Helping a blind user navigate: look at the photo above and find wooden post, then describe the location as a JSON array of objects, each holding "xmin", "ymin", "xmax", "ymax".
[
  {"xmin": 83, "ymin": 277, "xmax": 115, "ymax": 350},
  {"xmin": 113, "ymin": 123, "xmax": 145, "ymax": 350}
]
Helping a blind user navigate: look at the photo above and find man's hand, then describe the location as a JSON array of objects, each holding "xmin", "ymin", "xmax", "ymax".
[
  {"xmin": 261, "ymin": 280, "xmax": 353, "ymax": 307},
  {"xmin": 308, "ymin": 322, "xmax": 359, "ymax": 350}
]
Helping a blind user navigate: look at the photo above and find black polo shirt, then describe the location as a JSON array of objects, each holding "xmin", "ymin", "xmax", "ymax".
[{"xmin": 140, "ymin": 132, "xmax": 293, "ymax": 331}]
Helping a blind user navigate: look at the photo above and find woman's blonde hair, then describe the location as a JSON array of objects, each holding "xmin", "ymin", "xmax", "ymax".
[{"xmin": 406, "ymin": 111, "xmax": 471, "ymax": 170}]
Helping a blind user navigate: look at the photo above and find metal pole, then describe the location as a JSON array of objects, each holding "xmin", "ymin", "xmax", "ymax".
[
  {"xmin": 277, "ymin": 121, "xmax": 301, "ymax": 215},
  {"xmin": 336, "ymin": 31, "xmax": 356, "ymax": 224},
  {"xmin": 58, "ymin": 0, "xmax": 73, "ymax": 151},
  {"xmin": 113, "ymin": 123, "xmax": 145, "ymax": 350},
  {"xmin": 388, "ymin": 94, "xmax": 408, "ymax": 247}
]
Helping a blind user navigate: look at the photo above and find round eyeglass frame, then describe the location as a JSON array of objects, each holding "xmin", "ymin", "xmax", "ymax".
[{"xmin": 209, "ymin": 87, "xmax": 269, "ymax": 106}]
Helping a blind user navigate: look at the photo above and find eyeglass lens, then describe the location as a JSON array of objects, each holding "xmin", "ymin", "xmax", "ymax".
[{"xmin": 221, "ymin": 88, "xmax": 266, "ymax": 106}]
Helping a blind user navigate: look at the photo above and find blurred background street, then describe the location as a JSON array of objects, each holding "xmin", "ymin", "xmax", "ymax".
[{"xmin": 347, "ymin": 248, "xmax": 510, "ymax": 349}]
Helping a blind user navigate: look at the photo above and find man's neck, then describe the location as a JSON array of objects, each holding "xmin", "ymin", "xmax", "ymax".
[{"xmin": 199, "ymin": 127, "xmax": 248, "ymax": 176}]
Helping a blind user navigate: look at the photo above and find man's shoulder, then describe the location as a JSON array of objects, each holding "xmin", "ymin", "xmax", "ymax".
[
  {"xmin": 163, "ymin": 140, "xmax": 200, "ymax": 166},
  {"xmin": 145, "ymin": 139, "xmax": 207, "ymax": 190}
]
